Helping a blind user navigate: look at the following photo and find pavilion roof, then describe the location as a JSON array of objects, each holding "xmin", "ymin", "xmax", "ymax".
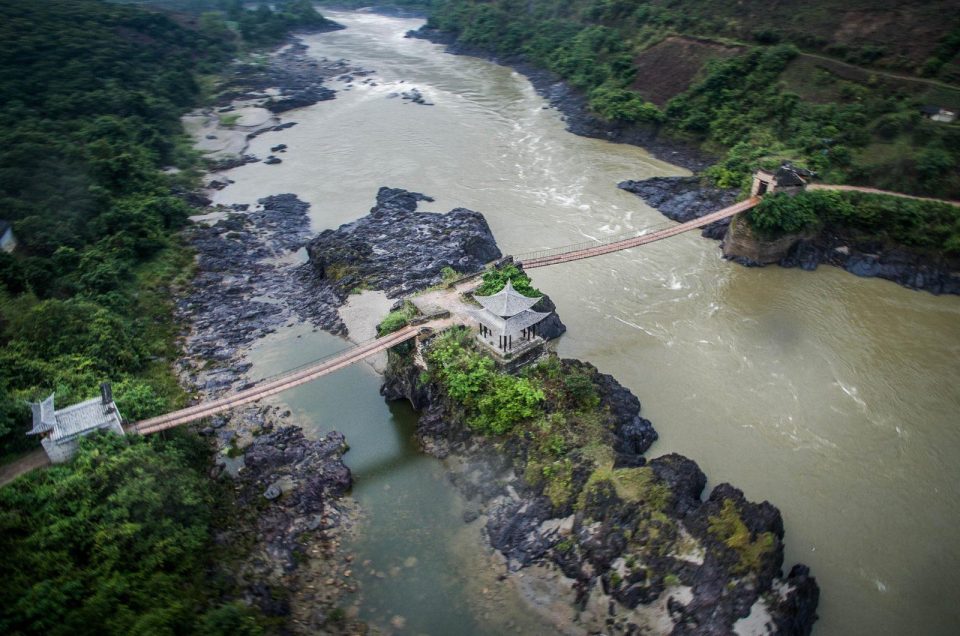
[
  {"xmin": 49, "ymin": 397, "xmax": 122, "ymax": 443},
  {"xmin": 474, "ymin": 279, "xmax": 541, "ymax": 317},
  {"xmin": 469, "ymin": 308, "xmax": 552, "ymax": 338},
  {"xmin": 28, "ymin": 394, "xmax": 122, "ymax": 443},
  {"xmin": 28, "ymin": 394, "xmax": 56, "ymax": 435}
]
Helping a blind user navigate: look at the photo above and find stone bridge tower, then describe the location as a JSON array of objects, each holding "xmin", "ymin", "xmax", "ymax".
[{"xmin": 750, "ymin": 163, "xmax": 813, "ymax": 197}]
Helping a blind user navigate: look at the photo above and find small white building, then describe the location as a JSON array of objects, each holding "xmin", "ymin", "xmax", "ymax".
[
  {"xmin": 920, "ymin": 105, "xmax": 957, "ymax": 124},
  {"xmin": 469, "ymin": 279, "xmax": 551, "ymax": 354},
  {"xmin": 28, "ymin": 383, "xmax": 125, "ymax": 464},
  {"xmin": 0, "ymin": 220, "xmax": 16, "ymax": 253},
  {"xmin": 750, "ymin": 163, "xmax": 814, "ymax": 197}
]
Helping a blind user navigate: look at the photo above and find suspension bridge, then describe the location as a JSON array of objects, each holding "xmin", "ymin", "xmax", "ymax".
[
  {"xmin": 7, "ymin": 176, "xmax": 958, "ymax": 485},
  {"xmin": 129, "ymin": 196, "xmax": 763, "ymax": 436},
  {"xmin": 134, "ymin": 324, "xmax": 425, "ymax": 435},
  {"xmin": 517, "ymin": 197, "xmax": 760, "ymax": 269}
]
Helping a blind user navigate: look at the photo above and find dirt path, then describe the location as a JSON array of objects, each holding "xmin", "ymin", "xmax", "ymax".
[
  {"xmin": 0, "ymin": 449, "xmax": 50, "ymax": 488},
  {"xmin": 797, "ymin": 52, "xmax": 960, "ymax": 93},
  {"xmin": 807, "ymin": 184, "xmax": 960, "ymax": 207}
]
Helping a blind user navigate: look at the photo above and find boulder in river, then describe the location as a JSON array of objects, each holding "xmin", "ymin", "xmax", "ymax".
[{"xmin": 306, "ymin": 187, "xmax": 502, "ymax": 298}]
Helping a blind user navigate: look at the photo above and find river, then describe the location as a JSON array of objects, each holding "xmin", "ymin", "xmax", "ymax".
[{"xmin": 213, "ymin": 10, "xmax": 960, "ymax": 635}]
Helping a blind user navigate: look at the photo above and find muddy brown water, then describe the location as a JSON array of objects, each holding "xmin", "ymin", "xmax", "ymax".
[{"xmin": 217, "ymin": 11, "xmax": 960, "ymax": 635}]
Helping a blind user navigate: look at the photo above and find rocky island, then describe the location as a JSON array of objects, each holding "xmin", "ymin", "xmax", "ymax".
[{"xmin": 300, "ymin": 189, "xmax": 820, "ymax": 634}]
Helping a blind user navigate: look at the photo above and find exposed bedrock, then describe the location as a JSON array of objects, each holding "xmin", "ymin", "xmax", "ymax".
[
  {"xmin": 382, "ymin": 347, "xmax": 819, "ymax": 634},
  {"xmin": 620, "ymin": 175, "xmax": 960, "ymax": 294},
  {"xmin": 306, "ymin": 187, "xmax": 502, "ymax": 298},
  {"xmin": 618, "ymin": 176, "xmax": 738, "ymax": 240}
]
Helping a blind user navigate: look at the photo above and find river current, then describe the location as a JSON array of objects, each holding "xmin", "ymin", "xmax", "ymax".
[{"xmin": 213, "ymin": 11, "xmax": 960, "ymax": 635}]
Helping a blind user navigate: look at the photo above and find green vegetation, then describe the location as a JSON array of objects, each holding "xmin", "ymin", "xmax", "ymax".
[
  {"xmin": 0, "ymin": 0, "xmax": 335, "ymax": 456},
  {"xmin": 225, "ymin": 0, "xmax": 338, "ymax": 47},
  {"xmin": 708, "ymin": 498, "xmax": 775, "ymax": 575},
  {"xmin": 427, "ymin": 1, "xmax": 960, "ymax": 200},
  {"xmin": 0, "ymin": 431, "xmax": 263, "ymax": 635},
  {"xmin": 427, "ymin": 329, "xmax": 545, "ymax": 434},
  {"xmin": 0, "ymin": 0, "xmax": 335, "ymax": 626},
  {"xmin": 747, "ymin": 190, "xmax": 960, "ymax": 253},
  {"xmin": 0, "ymin": 0, "xmax": 230, "ymax": 456},
  {"xmin": 474, "ymin": 263, "xmax": 540, "ymax": 297},
  {"xmin": 377, "ymin": 300, "xmax": 419, "ymax": 336},
  {"xmin": 422, "ymin": 330, "xmax": 677, "ymax": 520}
]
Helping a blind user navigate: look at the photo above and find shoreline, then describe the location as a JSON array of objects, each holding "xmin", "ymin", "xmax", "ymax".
[
  {"xmin": 410, "ymin": 25, "xmax": 960, "ymax": 296},
  {"xmin": 182, "ymin": 18, "xmax": 816, "ymax": 634},
  {"xmin": 619, "ymin": 176, "xmax": 960, "ymax": 295},
  {"xmin": 407, "ymin": 27, "xmax": 714, "ymax": 173},
  {"xmin": 177, "ymin": 33, "xmax": 373, "ymax": 632}
]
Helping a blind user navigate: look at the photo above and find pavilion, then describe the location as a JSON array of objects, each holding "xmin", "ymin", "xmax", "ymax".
[
  {"xmin": 28, "ymin": 383, "xmax": 124, "ymax": 463},
  {"xmin": 469, "ymin": 279, "xmax": 551, "ymax": 354}
]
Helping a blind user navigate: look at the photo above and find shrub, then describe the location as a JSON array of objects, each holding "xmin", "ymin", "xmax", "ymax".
[
  {"xmin": 475, "ymin": 264, "xmax": 540, "ymax": 297},
  {"xmin": 708, "ymin": 499, "xmax": 775, "ymax": 574},
  {"xmin": 377, "ymin": 301, "xmax": 418, "ymax": 336},
  {"xmin": 746, "ymin": 192, "xmax": 820, "ymax": 237},
  {"xmin": 427, "ymin": 329, "xmax": 544, "ymax": 436},
  {"xmin": 588, "ymin": 85, "xmax": 664, "ymax": 123}
]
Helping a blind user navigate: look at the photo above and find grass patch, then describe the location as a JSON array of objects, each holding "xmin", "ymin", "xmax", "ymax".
[
  {"xmin": 708, "ymin": 499, "xmax": 775, "ymax": 575},
  {"xmin": 219, "ymin": 112, "xmax": 241, "ymax": 126},
  {"xmin": 377, "ymin": 301, "xmax": 419, "ymax": 336},
  {"xmin": 577, "ymin": 464, "xmax": 671, "ymax": 511}
]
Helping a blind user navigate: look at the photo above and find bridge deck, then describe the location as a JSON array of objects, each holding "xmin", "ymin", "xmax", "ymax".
[
  {"xmin": 134, "ymin": 325, "xmax": 422, "ymax": 435},
  {"xmin": 518, "ymin": 197, "xmax": 760, "ymax": 269}
]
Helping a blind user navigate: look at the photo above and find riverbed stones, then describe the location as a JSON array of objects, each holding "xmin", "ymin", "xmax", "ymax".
[{"xmin": 618, "ymin": 176, "xmax": 739, "ymax": 239}]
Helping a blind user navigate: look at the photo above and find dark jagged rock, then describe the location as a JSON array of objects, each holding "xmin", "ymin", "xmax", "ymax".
[
  {"xmin": 383, "ymin": 345, "xmax": 818, "ymax": 634},
  {"xmin": 486, "ymin": 497, "xmax": 557, "ymax": 569},
  {"xmin": 779, "ymin": 234, "xmax": 960, "ymax": 295},
  {"xmin": 621, "ymin": 176, "xmax": 960, "ymax": 295},
  {"xmin": 264, "ymin": 155, "xmax": 282, "ymax": 164},
  {"xmin": 306, "ymin": 187, "xmax": 502, "ymax": 298},
  {"xmin": 618, "ymin": 176, "xmax": 739, "ymax": 239},
  {"xmin": 216, "ymin": 36, "xmax": 368, "ymax": 116},
  {"xmin": 592, "ymin": 363, "xmax": 659, "ymax": 463},
  {"xmin": 235, "ymin": 425, "xmax": 351, "ymax": 576},
  {"xmin": 772, "ymin": 565, "xmax": 821, "ymax": 636},
  {"xmin": 205, "ymin": 153, "xmax": 261, "ymax": 171},
  {"xmin": 648, "ymin": 454, "xmax": 707, "ymax": 517},
  {"xmin": 399, "ymin": 87, "xmax": 433, "ymax": 105},
  {"xmin": 247, "ymin": 122, "xmax": 298, "ymax": 140},
  {"xmin": 179, "ymin": 192, "xmax": 344, "ymax": 379}
]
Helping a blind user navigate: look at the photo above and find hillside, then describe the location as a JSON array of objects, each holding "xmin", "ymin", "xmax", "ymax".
[
  {"xmin": 423, "ymin": 0, "xmax": 960, "ymax": 201},
  {"xmin": 639, "ymin": 0, "xmax": 960, "ymax": 75}
]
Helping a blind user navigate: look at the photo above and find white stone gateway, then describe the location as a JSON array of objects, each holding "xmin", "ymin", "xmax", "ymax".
[
  {"xmin": 27, "ymin": 383, "xmax": 124, "ymax": 464},
  {"xmin": 469, "ymin": 279, "xmax": 551, "ymax": 354}
]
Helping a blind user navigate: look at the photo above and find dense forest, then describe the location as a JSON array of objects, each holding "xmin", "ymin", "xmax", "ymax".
[
  {"xmin": 0, "ymin": 431, "xmax": 262, "ymax": 635},
  {"xmin": 0, "ymin": 0, "xmax": 230, "ymax": 458},
  {"xmin": 424, "ymin": 0, "xmax": 960, "ymax": 207},
  {"xmin": 0, "ymin": 0, "xmax": 328, "ymax": 455},
  {"xmin": 0, "ymin": 0, "xmax": 329, "ymax": 632}
]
